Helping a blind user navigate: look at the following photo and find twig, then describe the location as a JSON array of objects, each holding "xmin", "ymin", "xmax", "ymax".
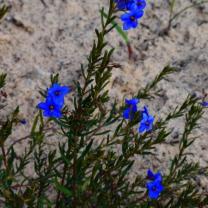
[
  {"xmin": 9, "ymin": 16, "xmax": 34, "ymax": 34},
  {"xmin": 40, "ymin": 0, "xmax": 47, "ymax": 7},
  {"xmin": 10, "ymin": 127, "xmax": 54, "ymax": 146},
  {"xmin": 168, "ymin": 0, "xmax": 208, "ymax": 29},
  {"xmin": 72, "ymin": 138, "xmax": 78, "ymax": 208},
  {"xmin": 55, "ymin": 166, "xmax": 67, "ymax": 208},
  {"xmin": 1, "ymin": 146, "xmax": 7, "ymax": 168}
]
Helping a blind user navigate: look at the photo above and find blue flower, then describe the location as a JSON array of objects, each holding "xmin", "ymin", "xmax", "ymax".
[
  {"xmin": 114, "ymin": 0, "xmax": 135, "ymax": 10},
  {"xmin": 123, "ymin": 98, "xmax": 139, "ymax": 120},
  {"xmin": 146, "ymin": 180, "xmax": 164, "ymax": 200},
  {"xmin": 132, "ymin": 0, "xmax": 146, "ymax": 10},
  {"xmin": 37, "ymin": 83, "xmax": 71, "ymax": 118},
  {"xmin": 138, "ymin": 106, "xmax": 154, "ymax": 133},
  {"xmin": 147, "ymin": 169, "xmax": 162, "ymax": 182},
  {"xmin": 47, "ymin": 83, "xmax": 70, "ymax": 105},
  {"xmin": 37, "ymin": 96, "xmax": 63, "ymax": 118},
  {"xmin": 146, "ymin": 169, "xmax": 164, "ymax": 200},
  {"xmin": 201, "ymin": 101, "xmax": 208, "ymax": 107},
  {"xmin": 120, "ymin": 7, "xmax": 144, "ymax": 30}
]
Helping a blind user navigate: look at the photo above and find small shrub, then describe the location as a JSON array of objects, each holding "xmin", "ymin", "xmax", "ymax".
[{"xmin": 0, "ymin": 1, "xmax": 208, "ymax": 207}]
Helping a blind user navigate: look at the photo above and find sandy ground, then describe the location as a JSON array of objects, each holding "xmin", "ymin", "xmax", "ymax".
[{"xmin": 0, "ymin": 0, "xmax": 208, "ymax": 188}]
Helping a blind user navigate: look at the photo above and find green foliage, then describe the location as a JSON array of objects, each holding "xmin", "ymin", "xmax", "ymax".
[
  {"xmin": 0, "ymin": 73, "xmax": 7, "ymax": 89},
  {"xmin": 0, "ymin": 5, "xmax": 8, "ymax": 21},
  {"xmin": 101, "ymin": 10, "xmax": 129, "ymax": 44},
  {"xmin": 137, "ymin": 65, "xmax": 177, "ymax": 99},
  {"xmin": 0, "ymin": 107, "xmax": 19, "ymax": 146},
  {"xmin": 0, "ymin": 0, "xmax": 207, "ymax": 207}
]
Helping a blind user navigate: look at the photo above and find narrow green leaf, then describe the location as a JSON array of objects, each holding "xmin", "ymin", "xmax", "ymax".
[
  {"xmin": 100, "ymin": 10, "xmax": 129, "ymax": 44},
  {"xmin": 54, "ymin": 179, "xmax": 72, "ymax": 197}
]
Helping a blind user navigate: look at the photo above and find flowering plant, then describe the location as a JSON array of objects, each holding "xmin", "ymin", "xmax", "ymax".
[{"xmin": 0, "ymin": 1, "xmax": 208, "ymax": 207}]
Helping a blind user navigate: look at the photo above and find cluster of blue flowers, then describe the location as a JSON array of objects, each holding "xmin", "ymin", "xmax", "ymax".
[
  {"xmin": 123, "ymin": 98, "xmax": 139, "ymax": 120},
  {"xmin": 114, "ymin": 0, "xmax": 146, "ymax": 30},
  {"xmin": 123, "ymin": 100, "xmax": 161, "ymax": 199},
  {"xmin": 123, "ymin": 98, "xmax": 154, "ymax": 133},
  {"xmin": 146, "ymin": 169, "xmax": 164, "ymax": 199},
  {"xmin": 37, "ymin": 83, "xmax": 71, "ymax": 118}
]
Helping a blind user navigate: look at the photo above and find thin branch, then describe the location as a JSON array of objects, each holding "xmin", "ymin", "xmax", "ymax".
[{"xmin": 1, "ymin": 146, "xmax": 7, "ymax": 168}]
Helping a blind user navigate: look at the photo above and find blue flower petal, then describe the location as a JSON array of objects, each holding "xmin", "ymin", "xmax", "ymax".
[
  {"xmin": 147, "ymin": 169, "xmax": 155, "ymax": 179},
  {"xmin": 201, "ymin": 101, "xmax": 208, "ymax": 107},
  {"xmin": 146, "ymin": 180, "xmax": 163, "ymax": 200},
  {"xmin": 123, "ymin": 108, "xmax": 130, "ymax": 119},
  {"xmin": 133, "ymin": 9, "xmax": 144, "ymax": 19},
  {"xmin": 125, "ymin": 98, "xmax": 139, "ymax": 105},
  {"xmin": 139, "ymin": 123, "xmax": 146, "ymax": 133},
  {"xmin": 37, "ymin": 102, "xmax": 47, "ymax": 110},
  {"xmin": 62, "ymin": 86, "xmax": 71, "ymax": 95},
  {"xmin": 120, "ymin": 12, "xmax": 131, "ymax": 21},
  {"xmin": 133, "ymin": 0, "xmax": 147, "ymax": 10}
]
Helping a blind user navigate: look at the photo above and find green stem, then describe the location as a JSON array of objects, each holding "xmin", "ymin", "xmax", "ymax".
[
  {"xmin": 167, "ymin": 0, "xmax": 176, "ymax": 30},
  {"xmin": 55, "ymin": 166, "xmax": 67, "ymax": 208},
  {"xmin": 72, "ymin": 139, "xmax": 78, "ymax": 208},
  {"xmin": 57, "ymin": 1, "xmax": 117, "ymax": 206},
  {"xmin": 169, "ymin": 0, "xmax": 208, "ymax": 27},
  {"xmin": 1, "ymin": 146, "xmax": 7, "ymax": 169}
]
